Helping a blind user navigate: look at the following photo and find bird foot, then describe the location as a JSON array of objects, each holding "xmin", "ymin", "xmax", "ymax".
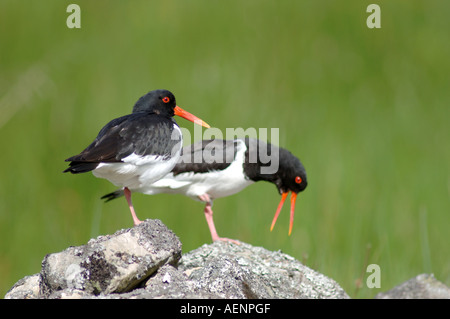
[{"xmin": 133, "ymin": 219, "xmax": 143, "ymax": 227}]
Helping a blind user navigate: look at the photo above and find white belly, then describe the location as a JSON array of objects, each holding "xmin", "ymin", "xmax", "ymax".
[{"xmin": 92, "ymin": 152, "xmax": 181, "ymax": 191}]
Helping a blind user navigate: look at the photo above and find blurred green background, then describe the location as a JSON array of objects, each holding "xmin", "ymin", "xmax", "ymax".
[{"xmin": 1, "ymin": 0, "xmax": 449, "ymax": 298}]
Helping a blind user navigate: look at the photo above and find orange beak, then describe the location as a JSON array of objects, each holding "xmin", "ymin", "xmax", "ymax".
[
  {"xmin": 174, "ymin": 106, "xmax": 210, "ymax": 128},
  {"xmin": 270, "ymin": 191, "xmax": 299, "ymax": 236}
]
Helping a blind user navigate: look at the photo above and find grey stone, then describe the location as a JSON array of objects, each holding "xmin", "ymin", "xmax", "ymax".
[
  {"xmin": 39, "ymin": 219, "xmax": 181, "ymax": 297},
  {"xmin": 4, "ymin": 274, "xmax": 41, "ymax": 299},
  {"xmin": 5, "ymin": 219, "xmax": 354, "ymax": 299},
  {"xmin": 179, "ymin": 241, "xmax": 350, "ymax": 299},
  {"xmin": 106, "ymin": 264, "xmax": 221, "ymax": 299},
  {"xmin": 375, "ymin": 273, "xmax": 450, "ymax": 299}
]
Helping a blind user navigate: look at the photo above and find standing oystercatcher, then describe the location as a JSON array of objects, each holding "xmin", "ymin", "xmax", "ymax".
[
  {"xmin": 64, "ymin": 89, "xmax": 210, "ymax": 226},
  {"xmin": 101, "ymin": 138, "xmax": 307, "ymax": 242}
]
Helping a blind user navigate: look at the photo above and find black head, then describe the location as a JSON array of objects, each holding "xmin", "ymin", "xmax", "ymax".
[
  {"xmin": 132, "ymin": 89, "xmax": 177, "ymax": 116},
  {"xmin": 132, "ymin": 89, "xmax": 210, "ymax": 128},
  {"xmin": 242, "ymin": 138, "xmax": 308, "ymax": 236},
  {"xmin": 243, "ymin": 138, "xmax": 307, "ymax": 194},
  {"xmin": 269, "ymin": 147, "xmax": 307, "ymax": 235},
  {"xmin": 274, "ymin": 148, "xmax": 308, "ymax": 195}
]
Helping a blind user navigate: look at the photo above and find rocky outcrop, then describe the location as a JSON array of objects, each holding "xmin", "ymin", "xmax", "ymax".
[
  {"xmin": 5, "ymin": 219, "xmax": 349, "ymax": 299},
  {"xmin": 178, "ymin": 242, "xmax": 349, "ymax": 299},
  {"xmin": 5, "ymin": 219, "xmax": 449, "ymax": 299}
]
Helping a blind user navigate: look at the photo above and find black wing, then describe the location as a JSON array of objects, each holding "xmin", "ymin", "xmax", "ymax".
[
  {"xmin": 172, "ymin": 139, "xmax": 241, "ymax": 175},
  {"xmin": 64, "ymin": 113, "xmax": 181, "ymax": 174}
]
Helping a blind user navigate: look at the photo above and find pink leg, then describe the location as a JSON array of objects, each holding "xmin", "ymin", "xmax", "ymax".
[
  {"xmin": 123, "ymin": 187, "xmax": 142, "ymax": 226},
  {"xmin": 198, "ymin": 194, "xmax": 239, "ymax": 244}
]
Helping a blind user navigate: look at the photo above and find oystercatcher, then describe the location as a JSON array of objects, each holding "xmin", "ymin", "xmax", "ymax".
[
  {"xmin": 64, "ymin": 89, "xmax": 210, "ymax": 226},
  {"xmin": 101, "ymin": 138, "xmax": 307, "ymax": 242}
]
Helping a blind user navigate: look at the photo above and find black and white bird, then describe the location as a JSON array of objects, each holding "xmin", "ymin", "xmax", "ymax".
[
  {"xmin": 64, "ymin": 89, "xmax": 210, "ymax": 226},
  {"xmin": 101, "ymin": 138, "xmax": 307, "ymax": 242}
]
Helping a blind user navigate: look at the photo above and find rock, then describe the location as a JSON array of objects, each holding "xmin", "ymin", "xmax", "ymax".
[
  {"xmin": 7, "ymin": 219, "xmax": 182, "ymax": 298},
  {"xmin": 7, "ymin": 219, "xmax": 450, "ymax": 300},
  {"xmin": 5, "ymin": 219, "xmax": 350, "ymax": 299},
  {"xmin": 109, "ymin": 264, "xmax": 221, "ymax": 299},
  {"xmin": 375, "ymin": 274, "xmax": 450, "ymax": 299},
  {"xmin": 179, "ymin": 241, "xmax": 349, "ymax": 299},
  {"xmin": 4, "ymin": 274, "xmax": 41, "ymax": 299}
]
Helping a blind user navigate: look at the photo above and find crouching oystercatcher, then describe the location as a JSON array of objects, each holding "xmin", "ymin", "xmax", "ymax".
[
  {"xmin": 101, "ymin": 138, "xmax": 307, "ymax": 242},
  {"xmin": 64, "ymin": 89, "xmax": 210, "ymax": 226}
]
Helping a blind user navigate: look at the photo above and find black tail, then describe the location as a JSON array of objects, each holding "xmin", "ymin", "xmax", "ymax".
[
  {"xmin": 101, "ymin": 189, "xmax": 124, "ymax": 202},
  {"xmin": 63, "ymin": 161, "xmax": 99, "ymax": 174}
]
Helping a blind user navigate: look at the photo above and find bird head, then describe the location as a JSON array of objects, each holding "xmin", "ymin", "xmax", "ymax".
[
  {"xmin": 270, "ymin": 147, "xmax": 307, "ymax": 236},
  {"xmin": 132, "ymin": 89, "xmax": 210, "ymax": 128}
]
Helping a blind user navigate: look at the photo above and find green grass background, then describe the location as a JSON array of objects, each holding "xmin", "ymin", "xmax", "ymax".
[{"xmin": 1, "ymin": 0, "xmax": 449, "ymax": 298}]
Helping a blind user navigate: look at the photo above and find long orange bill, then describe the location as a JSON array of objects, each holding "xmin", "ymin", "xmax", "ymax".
[
  {"xmin": 270, "ymin": 191, "xmax": 288, "ymax": 232},
  {"xmin": 289, "ymin": 192, "xmax": 298, "ymax": 236},
  {"xmin": 174, "ymin": 105, "xmax": 210, "ymax": 128}
]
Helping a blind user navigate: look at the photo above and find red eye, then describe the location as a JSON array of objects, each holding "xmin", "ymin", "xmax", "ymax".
[
  {"xmin": 162, "ymin": 96, "xmax": 170, "ymax": 103},
  {"xmin": 295, "ymin": 176, "xmax": 302, "ymax": 184}
]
